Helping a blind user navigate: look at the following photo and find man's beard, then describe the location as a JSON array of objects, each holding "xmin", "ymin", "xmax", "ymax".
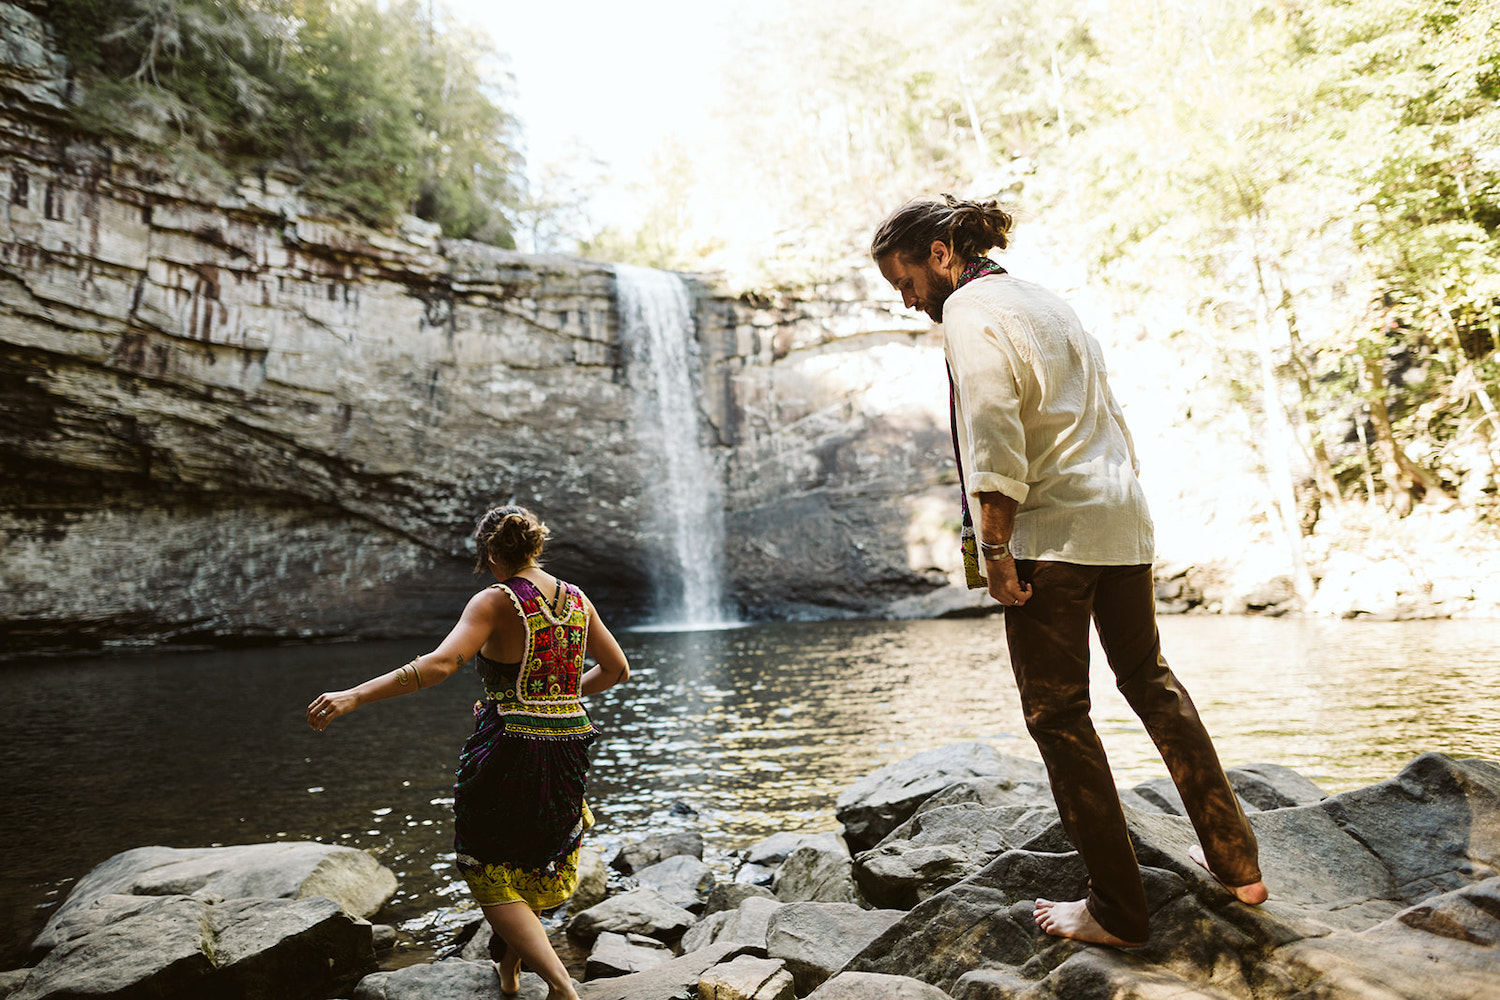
[{"xmin": 925, "ymin": 265, "xmax": 956, "ymax": 322}]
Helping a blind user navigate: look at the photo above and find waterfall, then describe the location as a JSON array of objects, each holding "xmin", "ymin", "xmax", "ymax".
[{"xmin": 615, "ymin": 264, "xmax": 731, "ymax": 626}]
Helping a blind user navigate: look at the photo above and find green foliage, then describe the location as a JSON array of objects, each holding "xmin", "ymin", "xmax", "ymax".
[{"xmin": 44, "ymin": 0, "xmax": 521, "ymax": 241}]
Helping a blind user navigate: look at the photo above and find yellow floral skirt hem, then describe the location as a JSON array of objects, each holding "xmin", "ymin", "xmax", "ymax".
[{"xmin": 457, "ymin": 801, "xmax": 594, "ymax": 909}]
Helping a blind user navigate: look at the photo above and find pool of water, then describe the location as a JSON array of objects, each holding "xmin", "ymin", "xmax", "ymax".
[{"xmin": 3, "ymin": 615, "xmax": 1497, "ymax": 967}]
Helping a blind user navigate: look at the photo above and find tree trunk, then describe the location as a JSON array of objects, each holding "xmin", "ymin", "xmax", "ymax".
[{"xmin": 1358, "ymin": 351, "xmax": 1435, "ymax": 516}]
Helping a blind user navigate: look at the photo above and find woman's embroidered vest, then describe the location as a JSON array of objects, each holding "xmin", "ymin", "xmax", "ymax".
[{"xmin": 482, "ymin": 578, "xmax": 594, "ymax": 740}]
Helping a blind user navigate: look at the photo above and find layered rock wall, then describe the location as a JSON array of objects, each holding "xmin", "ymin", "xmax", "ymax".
[{"xmin": 0, "ymin": 3, "xmax": 953, "ymax": 650}]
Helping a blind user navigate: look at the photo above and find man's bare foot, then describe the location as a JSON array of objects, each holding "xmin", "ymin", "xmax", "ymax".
[
  {"xmin": 1033, "ymin": 898, "xmax": 1145, "ymax": 947},
  {"xmin": 1189, "ymin": 845, "xmax": 1269, "ymax": 904}
]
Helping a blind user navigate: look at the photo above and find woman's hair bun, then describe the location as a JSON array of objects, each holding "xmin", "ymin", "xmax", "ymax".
[{"xmin": 473, "ymin": 505, "xmax": 550, "ymax": 573}]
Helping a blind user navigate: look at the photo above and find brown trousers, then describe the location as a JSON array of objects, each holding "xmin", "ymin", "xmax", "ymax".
[{"xmin": 1005, "ymin": 561, "xmax": 1261, "ymax": 944}]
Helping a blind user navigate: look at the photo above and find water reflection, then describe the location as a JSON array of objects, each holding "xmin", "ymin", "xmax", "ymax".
[{"xmin": 1, "ymin": 616, "xmax": 1496, "ymax": 966}]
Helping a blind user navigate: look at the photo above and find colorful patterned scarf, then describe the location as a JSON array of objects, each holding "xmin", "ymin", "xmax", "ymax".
[{"xmin": 948, "ymin": 257, "xmax": 1007, "ymax": 589}]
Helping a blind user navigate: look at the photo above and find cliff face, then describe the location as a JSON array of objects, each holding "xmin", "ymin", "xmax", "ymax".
[{"xmin": 0, "ymin": 3, "xmax": 955, "ymax": 651}]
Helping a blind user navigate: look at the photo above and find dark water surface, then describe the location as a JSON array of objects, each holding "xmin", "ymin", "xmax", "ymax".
[{"xmin": 3, "ymin": 616, "xmax": 1497, "ymax": 966}]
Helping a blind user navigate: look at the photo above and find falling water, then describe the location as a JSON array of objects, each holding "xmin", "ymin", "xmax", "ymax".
[{"xmin": 615, "ymin": 264, "xmax": 731, "ymax": 626}]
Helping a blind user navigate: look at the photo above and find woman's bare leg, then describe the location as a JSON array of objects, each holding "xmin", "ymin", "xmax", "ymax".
[{"xmin": 481, "ymin": 901, "xmax": 576, "ymax": 1000}]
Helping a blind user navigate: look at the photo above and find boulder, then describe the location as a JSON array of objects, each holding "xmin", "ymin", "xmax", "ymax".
[
  {"xmin": 1227, "ymin": 763, "xmax": 1329, "ymax": 810},
  {"xmin": 808, "ymin": 972, "xmax": 954, "ymax": 999},
  {"xmin": 835, "ymin": 744, "xmax": 1046, "ymax": 852},
  {"xmin": 680, "ymin": 910, "xmax": 734, "ymax": 953},
  {"xmin": 772, "ymin": 845, "xmax": 865, "ymax": 906},
  {"xmin": 744, "ymin": 832, "xmax": 846, "ymax": 868},
  {"xmin": 842, "ymin": 752, "xmax": 1500, "ymax": 998},
  {"xmin": 1270, "ymin": 877, "xmax": 1500, "ymax": 1000},
  {"xmin": 633, "ymin": 854, "xmax": 716, "ymax": 914},
  {"xmin": 576, "ymin": 941, "xmax": 757, "ymax": 1000},
  {"xmin": 611, "ymin": 832, "xmax": 705, "ymax": 875},
  {"xmin": 697, "ymin": 955, "xmax": 796, "ymax": 1000},
  {"xmin": 573, "ymin": 847, "xmax": 610, "ymax": 913},
  {"xmin": 14, "ymin": 892, "xmax": 374, "ymax": 1000},
  {"xmin": 764, "ymin": 901, "xmax": 905, "ymax": 993},
  {"xmin": 32, "ymin": 842, "xmax": 395, "ymax": 957},
  {"xmin": 585, "ymin": 931, "xmax": 672, "ymax": 979},
  {"xmin": 733, "ymin": 864, "xmax": 777, "ymax": 886},
  {"xmin": 567, "ymin": 887, "xmax": 696, "ymax": 944},
  {"xmin": 681, "ymin": 895, "xmax": 786, "ymax": 954},
  {"xmin": 853, "ymin": 802, "xmax": 1060, "ymax": 909},
  {"xmin": 704, "ymin": 882, "xmax": 777, "ymax": 915},
  {"xmin": 352, "ymin": 958, "xmax": 551, "ymax": 999}
]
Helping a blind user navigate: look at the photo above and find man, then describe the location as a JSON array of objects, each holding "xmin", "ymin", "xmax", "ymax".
[{"xmin": 871, "ymin": 195, "xmax": 1267, "ymax": 947}]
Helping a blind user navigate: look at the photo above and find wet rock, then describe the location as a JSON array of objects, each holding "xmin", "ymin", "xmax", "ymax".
[
  {"xmin": 352, "ymin": 958, "xmax": 550, "ymax": 999},
  {"xmin": 585, "ymin": 931, "xmax": 672, "ymax": 979},
  {"xmin": 633, "ymin": 854, "xmax": 715, "ymax": 914},
  {"xmin": 764, "ymin": 901, "xmax": 905, "ymax": 994},
  {"xmin": 371, "ymin": 923, "xmax": 398, "ymax": 953},
  {"xmin": 697, "ymin": 955, "xmax": 796, "ymax": 1000},
  {"xmin": 808, "ymin": 971, "xmax": 954, "ymax": 999},
  {"xmin": 611, "ymin": 832, "xmax": 704, "ymax": 875},
  {"xmin": 704, "ymin": 882, "xmax": 777, "ymax": 915},
  {"xmin": 15, "ymin": 892, "xmax": 374, "ymax": 1000},
  {"xmin": 576, "ymin": 941, "xmax": 756, "ymax": 1000},
  {"xmin": 744, "ymin": 832, "xmax": 845, "ymax": 868},
  {"xmin": 772, "ymin": 845, "xmax": 866, "ymax": 906},
  {"xmin": 32, "ymin": 842, "xmax": 395, "ymax": 957},
  {"xmin": 836, "ymin": 744, "xmax": 1047, "ymax": 852},
  {"xmin": 567, "ymin": 887, "xmax": 696, "ymax": 944}
]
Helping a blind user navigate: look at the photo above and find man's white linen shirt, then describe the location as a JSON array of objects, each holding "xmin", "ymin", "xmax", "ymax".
[{"xmin": 943, "ymin": 273, "xmax": 1155, "ymax": 569}]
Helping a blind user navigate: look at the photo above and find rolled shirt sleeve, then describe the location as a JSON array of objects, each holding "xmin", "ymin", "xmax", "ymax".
[{"xmin": 943, "ymin": 297, "xmax": 1031, "ymax": 505}]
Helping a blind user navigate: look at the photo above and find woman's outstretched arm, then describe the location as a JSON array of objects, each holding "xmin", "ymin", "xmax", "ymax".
[
  {"xmin": 580, "ymin": 594, "xmax": 630, "ymax": 696},
  {"xmin": 307, "ymin": 588, "xmax": 508, "ymax": 730}
]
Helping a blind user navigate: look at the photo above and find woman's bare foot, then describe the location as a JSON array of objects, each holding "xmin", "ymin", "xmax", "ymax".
[
  {"xmin": 489, "ymin": 938, "xmax": 521, "ymax": 996},
  {"xmin": 1189, "ymin": 845, "xmax": 1269, "ymax": 904},
  {"xmin": 1033, "ymin": 898, "xmax": 1144, "ymax": 947}
]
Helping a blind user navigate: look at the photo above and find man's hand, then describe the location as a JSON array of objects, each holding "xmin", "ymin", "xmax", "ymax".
[{"xmin": 986, "ymin": 556, "xmax": 1033, "ymax": 607}]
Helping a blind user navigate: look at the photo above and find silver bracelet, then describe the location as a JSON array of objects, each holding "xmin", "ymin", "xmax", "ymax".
[{"xmin": 979, "ymin": 540, "xmax": 1010, "ymax": 561}]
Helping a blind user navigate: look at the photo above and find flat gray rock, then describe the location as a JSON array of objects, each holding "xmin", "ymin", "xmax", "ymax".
[
  {"xmin": 585, "ymin": 931, "xmax": 672, "ymax": 979},
  {"xmin": 744, "ymin": 832, "xmax": 846, "ymax": 867},
  {"xmin": 772, "ymin": 845, "xmax": 865, "ymax": 906},
  {"xmin": 835, "ymin": 744, "xmax": 1045, "ymax": 852},
  {"xmin": 1227, "ymin": 762, "xmax": 1329, "ymax": 809},
  {"xmin": 854, "ymin": 802, "xmax": 1060, "ymax": 909},
  {"xmin": 568, "ymin": 887, "xmax": 696, "ymax": 944},
  {"xmin": 765, "ymin": 901, "xmax": 904, "ymax": 994},
  {"xmin": 576, "ymin": 941, "xmax": 756, "ymax": 1000},
  {"xmin": 698, "ymin": 955, "xmax": 795, "ymax": 1000},
  {"xmin": 352, "ymin": 958, "xmax": 552, "ymax": 1000},
  {"xmin": 808, "ymin": 971, "xmax": 953, "ymax": 999},
  {"xmin": 633, "ymin": 854, "xmax": 716, "ymax": 914},
  {"xmin": 32, "ymin": 842, "xmax": 395, "ymax": 957},
  {"xmin": 611, "ymin": 832, "xmax": 704, "ymax": 875},
  {"xmin": 704, "ymin": 882, "xmax": 777, "ymax": 915}
]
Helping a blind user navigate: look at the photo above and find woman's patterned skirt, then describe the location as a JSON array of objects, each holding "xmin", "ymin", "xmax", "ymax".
[{"xmin": 452, "ymin": 700, "xmax": 595, "ymax": 909}]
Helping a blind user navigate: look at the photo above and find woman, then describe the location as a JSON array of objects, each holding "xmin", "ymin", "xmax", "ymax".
[{"xmin": 307, "ymin": 505, "xmax": 630, "ymax": 1000}]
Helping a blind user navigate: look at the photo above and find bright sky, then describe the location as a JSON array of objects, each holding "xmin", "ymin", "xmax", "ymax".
[{"xmin": 439, "ymin": 0, "xmax": 764, "ymax": 229}]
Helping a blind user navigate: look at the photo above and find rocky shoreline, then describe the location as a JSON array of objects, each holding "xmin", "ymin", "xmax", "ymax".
[{"xmin": 5, "ymin": 743, "xmax": 1497, "ymax": 1000}]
